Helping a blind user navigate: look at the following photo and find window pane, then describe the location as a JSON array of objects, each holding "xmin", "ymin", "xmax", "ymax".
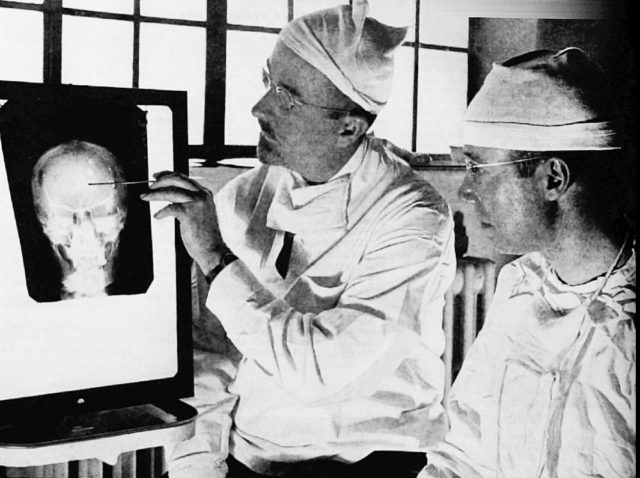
[
  {"xmin": 294, "ymin": 0, "xmax": 345, "ymax": 18},
  {"xmin": 0, "ymin": 9, "xmax": 43, "ymax": 82},
  {"xmin": 416, "ymin": 50, "xmax": 467, "ymax": 153},
  {"xmin": 141, "ymin": 0, "xmax": 206, "ymax": 21},
  {"xmin": 368, "ymin": 0, "xmax": 416, "ymax": 29},
  {"xmin": 63, "ymin": 0, "xmax": 133, "ymax": 15},
  {"xmin": 225, "ymin": 31, "xmax": 278, "ymax": 146},
  {"xmin": 62, "ymin": 16, "xmax": 133, "ymax": 87},
  {"xmin": 227, "ymin": 0, "xmax": 287, "ymax": 28},
  {"xmin": 140, "ymin": 23, "xmax": 206, "ymax": 144},
  {"xmin": 295, "ymin": 0, "xmax": 415, "ymax": 34},
  {"xmin": 370, "ymin": 46, "xmax": 414, "ymax": 151},
  {"xmin": 420, "ymin": 14, "xmax": 468, "ymax": 48}
]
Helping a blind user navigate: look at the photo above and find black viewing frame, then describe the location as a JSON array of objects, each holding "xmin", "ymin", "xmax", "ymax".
[{"xmin": 0, "ymin": 80, "xmax": 193, "ymax": 426}]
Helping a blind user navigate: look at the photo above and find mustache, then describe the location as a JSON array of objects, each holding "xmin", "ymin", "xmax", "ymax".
[{"xmin": 258, "ymin": 120, "xmax": 276, "ymax": 138}]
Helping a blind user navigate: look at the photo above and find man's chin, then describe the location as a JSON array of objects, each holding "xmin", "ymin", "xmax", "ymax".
[{"xmin": 256, "ymin": 138, "xmax": 281, "ymax": 165}]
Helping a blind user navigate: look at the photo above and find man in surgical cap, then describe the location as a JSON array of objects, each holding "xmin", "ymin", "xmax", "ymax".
[
  {"xmin": 143, "ymin": 2, "xmax": 456, "ymax": 477},
  {"xmin": 421, "ymin": 48, "xmax": 635, "ymax": 478}
]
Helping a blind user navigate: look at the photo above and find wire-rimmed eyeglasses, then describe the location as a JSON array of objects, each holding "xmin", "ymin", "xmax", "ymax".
[
  {"xmin": 261, "ymin": 66, "xmax": 352, "ymax": 113},
  {"xmin": 464, "ymin": 155, "xmax": 548, "ymax": 173}
]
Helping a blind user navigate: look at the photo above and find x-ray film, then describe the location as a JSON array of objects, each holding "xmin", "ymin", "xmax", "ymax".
[{"xmin": 0, "ymin": 85, "xmax": 189, "ymax": 404}]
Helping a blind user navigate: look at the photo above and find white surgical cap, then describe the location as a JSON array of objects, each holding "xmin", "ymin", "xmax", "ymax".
[
  {"xmin": 279, "ymin": 0, "xmax": 410, "ymax": 114},
  {"xmin": 461, "ymin": 47, "xmax": 621, "ymax": 151}
]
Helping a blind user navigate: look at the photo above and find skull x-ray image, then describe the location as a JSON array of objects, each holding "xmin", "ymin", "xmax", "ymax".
[
  {"xmin": 0, "ymin": 95, "xmax": 153, "ymax": 302},
  {"xmin": 32, "ymin": 141, "xmax": 129, "ymax": 299}
]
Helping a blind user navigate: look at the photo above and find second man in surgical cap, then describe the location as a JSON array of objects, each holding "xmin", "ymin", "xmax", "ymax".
[{"xmin": 422, "ymin": 47, "xmax": 635, "ymax": 478}]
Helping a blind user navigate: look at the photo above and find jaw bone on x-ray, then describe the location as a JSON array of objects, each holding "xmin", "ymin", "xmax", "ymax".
[{"xmin": 31, "ymin": 140, "xmax": 128, "ymax": 300}]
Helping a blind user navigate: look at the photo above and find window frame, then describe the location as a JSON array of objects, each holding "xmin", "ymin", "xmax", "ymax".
[{"xmin": 0, "ymin": 0, "xmax": 469, "ymax": 167}]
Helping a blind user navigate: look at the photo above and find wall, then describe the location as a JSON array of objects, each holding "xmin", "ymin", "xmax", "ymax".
[
  {"xmin": 467, "ymin": 18, "xmax": 539, "ymax": 103},
  {"xmin": 468, "ymin": 18, "xmax": 632, "ymax": 99}
]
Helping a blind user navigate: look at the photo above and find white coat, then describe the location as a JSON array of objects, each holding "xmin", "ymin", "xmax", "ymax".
[
  {"xmin": 168, "ymin": 135, "xmax": 456, "ymax": 476},
  {"xmin": 422, "ymin": 249, "xmax": 636, "ymax": 478}
]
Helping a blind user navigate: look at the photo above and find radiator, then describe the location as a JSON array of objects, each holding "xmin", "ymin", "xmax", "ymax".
[
  {"xmin": 443, "ymin": 257, "xmax": 496, "ymax": 399},
  {"xmin": 0, "ymin": 447, "xmax": 164, "ymax": 478}
]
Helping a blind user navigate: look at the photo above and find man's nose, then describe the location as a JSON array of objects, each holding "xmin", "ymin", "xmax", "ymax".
[
  {"xmin": 251, "ymin": 89, "xmax": 275, "ymax": 120},
  {"xmin": 458, "ymin": 173, "xmax": 478, "ymax": 204}
]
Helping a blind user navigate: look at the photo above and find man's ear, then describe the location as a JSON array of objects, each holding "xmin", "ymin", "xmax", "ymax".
[
  {"xmin": 336, "ymin": 114, "xmax": 369, "ymax": 147},
  {"xmin": 542, "ymin": 157, "xmax": 571, "ymax": 200}
]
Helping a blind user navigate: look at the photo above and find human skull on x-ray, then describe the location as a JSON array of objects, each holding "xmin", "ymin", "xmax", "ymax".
[{"xmin": 31, "ymin": 140, "xmax": 128, "ymax": 300}]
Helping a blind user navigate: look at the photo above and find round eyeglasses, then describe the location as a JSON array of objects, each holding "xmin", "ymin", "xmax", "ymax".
[{"xmin": 261, "ymin": 67, "xmax": 352, "ymax": 113}]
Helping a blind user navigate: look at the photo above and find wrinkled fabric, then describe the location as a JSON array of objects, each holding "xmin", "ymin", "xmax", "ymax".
[
  {"xmin": 166, "ymin": 350, "xmax": 239, "ymax": 478},
  {"xmin": 265, "ymin": 172, "xmax": 351, "ymax": 234},
  {"xmin": 422, "ymin": 248, "xmax": 636, "ymax": 478},
  {"xmin": 279, "ymin": 1, "xmax": 409, "ymax": 114},
  {"xmin": 460, "ymin": 47, "xmax": 622, "ymax": 151},
  {"xmin": 169, "ymin": 135, "xmax": 455, "ymax": 477}
]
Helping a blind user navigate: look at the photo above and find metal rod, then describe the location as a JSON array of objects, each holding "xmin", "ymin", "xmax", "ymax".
[
  {"xmin": 88, "ymin": 177, "xmax": 202, "ymax": 186},
  {"xmin": 88, "ymin": 180, "xmax": 156, "ymax": 186}
]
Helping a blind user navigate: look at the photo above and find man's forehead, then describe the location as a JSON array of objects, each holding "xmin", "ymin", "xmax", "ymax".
[
  {"xmin": 462, "ymin": 145, "xmax": 511, "ymax": 163},
  {"xmin": 268, "ymin": 40, "xmax": 338, "ymax": 96},
  {"xmin": 269, "ymin": 41, "xmax": 308, "ymax": 74}
]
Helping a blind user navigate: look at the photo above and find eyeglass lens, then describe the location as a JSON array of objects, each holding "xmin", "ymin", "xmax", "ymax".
[{"xmin": 262, "ymin": 68, "xmax": 296, "ymax": 110}]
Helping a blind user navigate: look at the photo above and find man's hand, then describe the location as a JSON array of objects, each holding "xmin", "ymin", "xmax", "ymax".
[{"xmin": 140, "ymin": 171, "xmax": 224, "ymax": 275}]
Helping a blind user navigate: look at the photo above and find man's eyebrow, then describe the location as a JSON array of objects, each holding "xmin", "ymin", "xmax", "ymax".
[
  {"xmin": 263, "ymin": 60, "xmax": 302, "ymax": 96},
  {"xmin": 277, "ymin": 76, "xmax": 304, "ymax": 98}
]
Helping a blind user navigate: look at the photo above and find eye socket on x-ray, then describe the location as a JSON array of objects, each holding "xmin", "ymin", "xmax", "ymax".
[{"xmin": 44, "ymin": 215, "xmax": 125, "ymax": 244}]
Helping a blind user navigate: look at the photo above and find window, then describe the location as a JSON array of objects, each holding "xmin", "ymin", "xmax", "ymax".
[
  {"xmin": 0, "ymin": 7, "xmax": 43, "ymax": 83},
  {"xmin": 62, "ymin": 16, "xmax": 134, "ymax": 88},
  {"xmin": 224, "ymin": 1, "xmax": 468, "ymax": 156},
  {"xmin": 0, "ymin": 0, "xmax": 207, "ymax": 146},
  {"xmin": 0, "ymin": 0, "xmax": 469, "ymax": 162},
  {"xmin": 139, "ymin": 23, "xmax": 206, "ymax": 143}
]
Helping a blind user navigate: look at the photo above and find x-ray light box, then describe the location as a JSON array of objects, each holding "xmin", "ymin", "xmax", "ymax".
[{"xmin": 0, "ymin": 81, "xmax": 193, "ymax": 427}]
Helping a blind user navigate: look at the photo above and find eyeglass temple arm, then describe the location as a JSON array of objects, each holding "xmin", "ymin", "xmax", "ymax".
[{"xmin": 469, "ymin": 155, "xmax": 548, "ymax": 168}]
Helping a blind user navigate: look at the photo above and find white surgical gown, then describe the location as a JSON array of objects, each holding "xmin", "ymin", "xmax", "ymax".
[
  {"xmin": 169, "ymin": 135, "xmax": 456, "ymax": 477},
  {"xmin": 422, "ymin": 248, "xmax": 636, "ymax": 478}
]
